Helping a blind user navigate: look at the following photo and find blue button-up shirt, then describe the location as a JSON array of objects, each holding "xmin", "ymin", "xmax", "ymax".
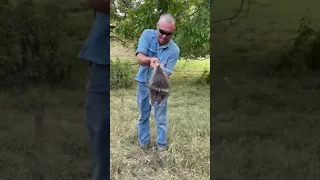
[
  {"xmin": 135, "ymin": 29, "xmax": 180, "ymax": 83},
  {"xmin": 79, "ymin": 12, "xmax": 110, "ymax": 65}
]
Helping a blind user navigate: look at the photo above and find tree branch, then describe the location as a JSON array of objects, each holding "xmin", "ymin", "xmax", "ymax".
[{"xmin": 212, "ymin": 0, "xmax": 273, "ymax": 25}]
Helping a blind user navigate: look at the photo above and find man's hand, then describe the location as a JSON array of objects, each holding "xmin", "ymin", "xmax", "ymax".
[
  {"xmin": 164, "ymin": 72, "xmax": 169, "ymax": 79},
  {"xmin": 150, "ymin": 58, "xmax": 160, "ymax": 69},
  {"xmin": 84, "ymin": 0, "xmax": 110, "ymax": 15},
  {"xmin": 136, "ymin": 53, "xmax": 169, "ymax": 78},
  {"xmin": 136, "ymin": 53, "xmax": 160, "ymax": 67}
]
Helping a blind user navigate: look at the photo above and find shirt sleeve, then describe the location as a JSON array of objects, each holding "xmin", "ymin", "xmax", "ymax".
[
  {"xmin": 163, "ymin": 48, "xmax": 180, "ymax": 76},
  {"xmin": 135, "ymin": 30, "xmax": 149, "ymax": 56}
]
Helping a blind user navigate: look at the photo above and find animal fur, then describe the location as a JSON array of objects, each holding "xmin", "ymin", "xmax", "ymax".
[{"xmin": 149, "ymin": 63, "xmax": 170, "ymax": 106}]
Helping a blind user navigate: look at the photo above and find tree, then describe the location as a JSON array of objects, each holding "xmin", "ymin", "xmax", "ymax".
[
  {"xmin": 112, "ymin": 0, "xmax": 210, "ymax": 59},
  {"xmin": 111, "ymin": 0, "xmax": 142, "ymax": 23}
]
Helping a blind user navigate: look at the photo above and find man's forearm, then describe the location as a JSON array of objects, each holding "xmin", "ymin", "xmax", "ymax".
[
  {"xmin": 136, "ymin": 53, "xmax": 152, "ymax": 66},
  {"xmin": 85, "ymin": 0, "xmax": 110, "ymax": 14},
  {"xmin": 137, "ymin": 53, "xmax": 170, "ymax": 78}
]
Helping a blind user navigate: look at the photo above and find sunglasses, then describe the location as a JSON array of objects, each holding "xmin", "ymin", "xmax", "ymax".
[{"xmin": 159, "ymin": 29, "xmax": 173, "ymax": 36}]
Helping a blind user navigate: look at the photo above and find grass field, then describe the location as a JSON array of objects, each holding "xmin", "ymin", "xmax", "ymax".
[
  {"xmin": 0, "ymin": 0, "xmax": 211, "ymax": 178},
  {"xmin": 110, "ymin": 57, "xmax": 210, "ymax": 179},
  {"xmin": 0, "ymin": 50, "xmax": 210, "ymax": 180},
  {"xmin": 211, "ymin": 0, "xmax": 320, "ymax": 179},
  {"xmin": 0, "ymin": 61, "xmax": 93, "ymax": 179}
]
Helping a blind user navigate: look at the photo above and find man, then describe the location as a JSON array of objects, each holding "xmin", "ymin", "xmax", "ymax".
[
  {"xmin": 79, "ymin": 0, "xmax": 109, "ymax": 180},
  {"xmin": 135, "ymin": 13, "xmax": 180, "ymax": 151}
]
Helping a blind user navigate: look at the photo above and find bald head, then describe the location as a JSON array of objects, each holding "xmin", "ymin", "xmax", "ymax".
[
  {"xmin": 156, "ymin": 13, "xmax": 176, "ymax": 45},
  {"xmin": 157, "ymin": 13, "xmax": 176, "ymax": 26}
]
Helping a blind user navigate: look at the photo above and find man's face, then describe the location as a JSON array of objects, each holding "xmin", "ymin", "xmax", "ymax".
[{"xmin": 157, "ymin": 22, "xmax": 175, "ymax": 45}]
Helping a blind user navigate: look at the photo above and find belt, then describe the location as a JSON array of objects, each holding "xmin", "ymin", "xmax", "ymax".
[
  {"xmin": 138, "ymin": 81, "xmax": 150, "ymax": 86},
  {"xmin": 138, "ymin": 81, "xmax": 149, "ymax": 84}
]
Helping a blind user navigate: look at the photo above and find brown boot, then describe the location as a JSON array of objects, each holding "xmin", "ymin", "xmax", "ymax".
[{"xmin": 136, "ymin": 139, "xmax": 150, "ymax": 149}]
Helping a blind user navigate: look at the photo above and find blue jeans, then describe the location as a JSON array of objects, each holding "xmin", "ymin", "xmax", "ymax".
[
  {"xmin": 85, "ymin": 62, "xmax": 110, "ymax": 180},
  {"xmin": 136, "ymin": 82, "xmax": 168, "ymax": 147}
]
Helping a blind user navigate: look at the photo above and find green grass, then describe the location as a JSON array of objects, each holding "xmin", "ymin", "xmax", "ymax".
[
  {"xmin": 0, "ymin": 58, "xmax": 210, "ymax": 179},
  {"xmin": 110, "ymin": 59, "xmax": 210, "ymax": 179},
  {"xmin": 212, "ymin": 0, "xmax": 320, "ymax": 179}
]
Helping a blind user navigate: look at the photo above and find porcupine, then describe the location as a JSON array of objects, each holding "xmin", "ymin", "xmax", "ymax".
[{"xmin": 148, "ymin": 63, "xmax": 170, "ymax": 106}]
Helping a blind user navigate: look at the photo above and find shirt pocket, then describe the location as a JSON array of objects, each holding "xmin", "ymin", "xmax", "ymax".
[{"xmin": 148, "ymin": 47, "xmax": 156, "ymax": 57}]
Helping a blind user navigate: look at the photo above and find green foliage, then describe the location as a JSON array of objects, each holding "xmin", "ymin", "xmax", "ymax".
[
  {"xmin": 0, "ymin": 0, "xmax": 73, "ymax": 88},
  {"xmin": 278, "ymin": 16, "xmax": 320, "ymax": 73},
  {"xmin": 196, "ymin": 66, "xmax": 210, "ymax": 84},
  {"xmin": 111, "ymin": 0, "xmax": 139, "ymax": 22},
  {"xmin": 113, "ymin": 0, "xmax": 210, "ymax": 59},
  {"xmin": 110, "ymin": 59, "xmax": 136, "ymax": 89}
]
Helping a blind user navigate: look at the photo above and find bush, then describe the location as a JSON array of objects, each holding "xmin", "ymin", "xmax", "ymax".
[
  {"xmin": 196, "ymin": 67, "xmax": 210, "ymax": 85},
  {"xmin": 110, "ymin": 59, "xmax": 135, "ymax": 89},
  {"xmin": 277, "ymin": 16, "xmax": 320, "ymax": 73},
  {"xmin": 0, "ymin": 0, "xmax": 82, "ymax": 89}
]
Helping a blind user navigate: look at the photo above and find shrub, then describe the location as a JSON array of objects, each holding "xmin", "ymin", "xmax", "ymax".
[
  {"xmin": 196, "ymin": 67, "xmax": 210, "ymax": 85},
  {"xmin": 110, "ymin": 59, "xmax": 135, "ymax": 89},
  {"xmin": 0, "ymin": 0, "xmax": 75, "ymax": 88},
  {"xmin": 277, "ymin": 16, "xmax": 320, "ymax": 74}
]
